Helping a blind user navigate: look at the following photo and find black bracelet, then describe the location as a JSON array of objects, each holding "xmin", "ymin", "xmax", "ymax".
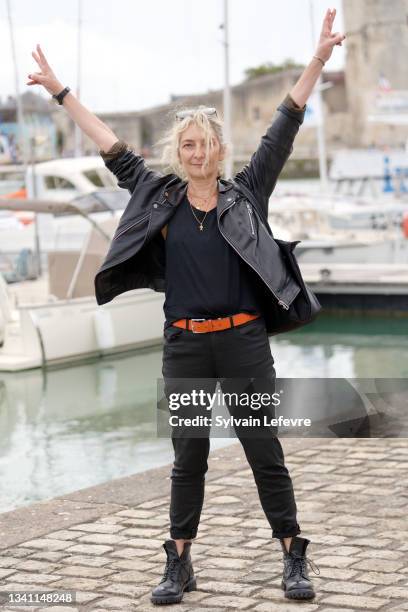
[{"xmin": 52, "ymin": 86, "xmax": 71, "ymax": 105}]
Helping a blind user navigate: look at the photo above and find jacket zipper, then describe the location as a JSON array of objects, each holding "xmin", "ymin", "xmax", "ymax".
[
  {"xmin": 246, "ymin": 203, "xmax": 255, "ymax": 235},
  {"xmin": 113, "ymin": 212, "xmax": 150, "ymax": 241},
  {"xmin": 219, "ymin": 200, "xmax": 290, "ymax": 310}
]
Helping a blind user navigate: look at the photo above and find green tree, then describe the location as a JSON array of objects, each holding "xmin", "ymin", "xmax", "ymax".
[{"xmin": 244, "ymin": 59, "xmax": 305, "ymax": 80}]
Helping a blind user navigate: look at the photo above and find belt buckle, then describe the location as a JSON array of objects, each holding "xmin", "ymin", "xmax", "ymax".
[{"xmin": 191, "ymin": 318, "xmax": 206, "ymax": 333}]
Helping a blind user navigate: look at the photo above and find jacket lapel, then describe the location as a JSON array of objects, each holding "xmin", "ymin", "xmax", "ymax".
[
  {"xmin": 217, "ymin": 179, "xmax": 238, "ymax": 219},
  {"xmin": 164, "ymin": 180, "xmax": 188, "ymax": 206}
]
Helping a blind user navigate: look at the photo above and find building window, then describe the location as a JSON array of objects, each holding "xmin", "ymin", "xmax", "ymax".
[
  {"xmin": 84, "ymin": 168, "xmax": 116, "ymax": 188},
  {"xmin": 44, "ymin": 176, "xmax": 76, "ymax": 190}
]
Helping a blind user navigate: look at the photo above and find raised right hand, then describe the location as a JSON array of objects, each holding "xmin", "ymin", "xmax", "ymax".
[
  {"xmin": 314, "ymin": 8, "xmax": 346, "ymax": 64},
  {"xmin": 27, "ymin": 44, "xmax": 63, "ymax": 95}
]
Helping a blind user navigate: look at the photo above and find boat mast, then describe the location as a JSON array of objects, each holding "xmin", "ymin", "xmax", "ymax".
[
  {"xmin": 6, "ymin": 0, "xmax": 42, "ymax": 275},
  {"xmin": 5, "ymin": 0, "xmax": 28, "ymax": 166},
  {"xmin": 74, "ymin": 0, "xmax": 83, "ymax": 156},
  {"xmin": 222, "ymin": 0, "xmax": 233, "ymax": 179}
]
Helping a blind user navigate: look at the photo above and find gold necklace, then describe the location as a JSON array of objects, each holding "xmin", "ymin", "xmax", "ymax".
[
  {"xmin": 190, "ymin": 204, "xmax": 210, "ymax": 231},
  {"xmin": 187, "ymin": 187, "xmax": 217, "ymax": 231},
  {"xmin": 188, "ymin": 189, "xmax": 212, "ymax": 210}
]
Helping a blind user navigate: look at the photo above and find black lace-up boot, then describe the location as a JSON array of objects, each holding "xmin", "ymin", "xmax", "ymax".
[
  {"xmin": 280, "ymin": 536, "xmax": 320, "ymax": 600},
  {"xmin": 151, "ymin": 540, "xmax": 196, "ymax": 605}
]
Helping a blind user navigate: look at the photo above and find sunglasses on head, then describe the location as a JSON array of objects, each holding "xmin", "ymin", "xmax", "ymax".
[{"xmin": 175, "ymin": 107, "xmax": 218, "ymax": 121}]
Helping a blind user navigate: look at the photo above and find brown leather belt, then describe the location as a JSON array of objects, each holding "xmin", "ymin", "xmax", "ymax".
[{"xmin": 172, "ymin": 312, "xmax": 261, "ymax": 334}]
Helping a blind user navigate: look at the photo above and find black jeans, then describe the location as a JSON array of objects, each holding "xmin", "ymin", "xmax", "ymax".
[{"xmin": 161, "ymin": 316, "xmax": 301, "ymax": 541}]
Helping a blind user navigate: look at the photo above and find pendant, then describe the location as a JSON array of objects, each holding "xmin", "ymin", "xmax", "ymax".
[{"xmin": 199, "ymin": 224, "xmax": 203, "ymax": 231}]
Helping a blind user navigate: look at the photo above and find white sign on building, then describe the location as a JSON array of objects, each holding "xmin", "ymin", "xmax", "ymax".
[{"xmin": 368, "ymin": 90, "xmax": 408, "ymax": 125}]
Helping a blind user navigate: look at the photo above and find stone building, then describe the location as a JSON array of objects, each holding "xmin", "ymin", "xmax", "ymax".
[
  {"xmin": 343, "ymin": 0, "xmax": 408, "ymax": 148},
  {"xmin": 71, "ymin": 68, "xmax": 348, "ymax": 168},
  {"xmin": 54, "ymin": 0, "xmax": 408, "ymax": 165}
]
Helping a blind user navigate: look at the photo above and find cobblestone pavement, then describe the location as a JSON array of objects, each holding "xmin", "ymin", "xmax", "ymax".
[{"xmin": 0, "ymin": 438, "xmax": 407, "ymax": 611}]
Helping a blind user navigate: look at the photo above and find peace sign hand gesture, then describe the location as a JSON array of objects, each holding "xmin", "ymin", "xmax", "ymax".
[
  {"xmin": 27, "ymin": 44, "xmax": 63, "ymax": 96},
  {"xmin": 315, "ymin": 8, "xmax": 346, "ymax": 64}
]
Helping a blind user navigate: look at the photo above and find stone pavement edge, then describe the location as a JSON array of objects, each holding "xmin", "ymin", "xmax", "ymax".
[{"xmin": 0, "ymin": 438, "xmax": 407, "ymax": 611}]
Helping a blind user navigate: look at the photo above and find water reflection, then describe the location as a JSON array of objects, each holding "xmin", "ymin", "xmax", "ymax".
[
  {"xmin": 0, "ymin": 347, "xmax": 169, "ymax": 512},
  {"xmin": 1, "ymin": 314, "xmax": 407, "ymax": 513},
  {"xmin": 271, "ymin": 315, "xmax": 408, "ymax": 378}
]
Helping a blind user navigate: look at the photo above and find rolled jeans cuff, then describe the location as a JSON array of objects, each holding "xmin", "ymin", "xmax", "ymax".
[
  {"xmin": 170, "ymin": 528, "xmax": 198, "ymax": 540},
  {"xmin": 272, "ymin": 523, "xmax": 301, "ymax": 540}
]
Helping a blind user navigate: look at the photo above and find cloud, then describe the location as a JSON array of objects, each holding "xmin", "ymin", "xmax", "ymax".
[{"xmin": 0, "ymin": 0, "xmax": 345, "ymax": 114}]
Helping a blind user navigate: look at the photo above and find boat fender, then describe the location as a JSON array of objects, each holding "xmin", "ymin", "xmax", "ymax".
[{"xmin": 402, "ymin": 212, "xmax": 408, "ymax": 239}]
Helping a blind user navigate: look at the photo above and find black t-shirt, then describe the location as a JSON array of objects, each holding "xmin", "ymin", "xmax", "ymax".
[{"xmin": 163, "ymin": 195, "xmax": 264, "ymax": 329}]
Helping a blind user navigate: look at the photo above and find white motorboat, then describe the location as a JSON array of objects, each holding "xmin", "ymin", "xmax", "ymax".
[
  {"xmin": 271, "ymin": 190, "xmax": 408, "ymax": 231},
  {"xmin": 0, "ymin": 156, "xmax": 119, "ymax": 200},
  {"xmin": 0, "ymin": 193, "xmax": 164, "ymax": 372},
  {"xmin": 24, "ymin": 156, "xmax": 119, "ymax": 200},
  {"xmin": 0, "ymin": 157, "xmax": 126, "ymax": 244},
  {"xmin": 268, "ymin": 194, "xmax": 408, "ymax": 265}
]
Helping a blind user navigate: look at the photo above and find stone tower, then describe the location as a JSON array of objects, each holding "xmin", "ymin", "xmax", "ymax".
[{"xmin": 343, "ymin": 0, "xmax": 408, "ymax": 147}]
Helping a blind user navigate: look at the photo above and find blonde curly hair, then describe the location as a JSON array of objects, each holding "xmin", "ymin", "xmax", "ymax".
[{"xmin": 155, "ymin": 106, "xmax": 227, "ymax": 180}]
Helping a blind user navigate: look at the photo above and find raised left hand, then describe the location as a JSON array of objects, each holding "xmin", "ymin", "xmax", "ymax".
[{"xmin": 315, "ymin": 8, "xmax": 346, "ymax": 64}]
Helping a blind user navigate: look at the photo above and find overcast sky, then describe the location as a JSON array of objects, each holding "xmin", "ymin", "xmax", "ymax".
[{"xmin": 0, "ymin": 0, "xmax": 345, "ymax": 113}]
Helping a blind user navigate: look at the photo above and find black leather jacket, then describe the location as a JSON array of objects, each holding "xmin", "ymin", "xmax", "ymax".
[{"xmin": 94, "ymin": 94, "xmax": 306, "ymax": 335}]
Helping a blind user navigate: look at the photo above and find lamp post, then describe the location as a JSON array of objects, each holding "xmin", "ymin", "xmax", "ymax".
[{"xmin": 222, "ymin": 0, "xmax": 233, "ymax": 179}]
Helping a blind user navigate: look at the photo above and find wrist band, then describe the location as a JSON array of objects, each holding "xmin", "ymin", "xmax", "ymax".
[
  {"xmin": 313, "ymin": 55, "xmax": 325, "ymax": 67},
  {"xmin": 52, "ymin": 86, "xmax": 71, "ymax": 105}
]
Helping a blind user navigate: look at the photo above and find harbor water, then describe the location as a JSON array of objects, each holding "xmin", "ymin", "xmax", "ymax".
[
  {"xmin": 1, "ymin": 313, "xmax": 407, "ymax": 514},
  {"xmin": 1, "ymin": 177, "xmax": 407, "ymax": 513}
]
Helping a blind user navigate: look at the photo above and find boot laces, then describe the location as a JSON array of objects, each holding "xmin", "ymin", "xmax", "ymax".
[
  {"xmin": 289, "ymin": 554, "xmax": 320, "ymax": 578},
  {"xmin": 161, "ymin": 557, "xmax": 181, "ymax": 582}
]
